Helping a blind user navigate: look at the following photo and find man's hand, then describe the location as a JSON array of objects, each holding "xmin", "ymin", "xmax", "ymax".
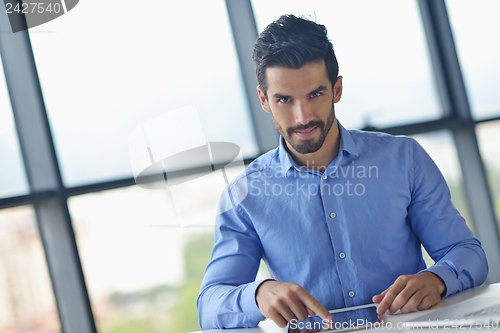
[
  {"xmin": 256, "ymin": 280, "xmax": 333, "ymax": 328},
  {"xmin": 372, "ymin": 272, "xmax": 446, "ymax": 315}
]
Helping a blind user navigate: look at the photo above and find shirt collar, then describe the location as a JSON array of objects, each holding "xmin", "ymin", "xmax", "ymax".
[
  {"xmin": 278, "ymin": 135, "xmax": 300, "ymax": 177},
  {"xmin": 337, "ymin": 120, "xmax": 359, "ymax": 158},
  {"xmin": 278, "ymin": 120, "xmax": 359, "ymax": 177}
]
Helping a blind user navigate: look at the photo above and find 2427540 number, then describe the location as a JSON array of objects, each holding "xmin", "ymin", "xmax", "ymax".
[{"xmin": 5, "ymin": 2, "xmax": 62, "ymax": 14}]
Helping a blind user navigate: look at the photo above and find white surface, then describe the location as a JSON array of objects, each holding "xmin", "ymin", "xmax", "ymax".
[{"xmin": 192, "ymin": 283, "xmax": 500, "ymax": 333}]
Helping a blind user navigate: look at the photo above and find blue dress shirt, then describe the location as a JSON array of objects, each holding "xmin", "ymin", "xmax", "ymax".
[{"xmin": 197, "ymin": 122, "xmax": 488, "ymax": 329}]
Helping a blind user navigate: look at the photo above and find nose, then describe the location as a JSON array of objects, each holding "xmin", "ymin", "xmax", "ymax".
[{"xmin": 294, "ymin": 99, "xmax": 313, "ymax": 125}]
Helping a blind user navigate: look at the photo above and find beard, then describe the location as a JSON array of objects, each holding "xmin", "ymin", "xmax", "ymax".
[{"xmin": 271, "ymin": 104, "xmax": 335, "ymax": 154}]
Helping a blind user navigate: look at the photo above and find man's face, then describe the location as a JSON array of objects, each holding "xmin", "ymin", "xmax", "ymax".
[{"xmin": 257, "ymin": 60, "xmax": 342, "ymax": 155}]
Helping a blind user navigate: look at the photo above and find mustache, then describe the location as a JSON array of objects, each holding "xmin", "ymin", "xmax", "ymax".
[{"xmin": 287, "ymin": 120, "xmax": 325, "ymax": 136}]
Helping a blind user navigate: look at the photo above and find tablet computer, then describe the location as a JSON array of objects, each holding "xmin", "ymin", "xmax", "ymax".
[{"xmin": 288, "ymin": 303, "xmax": 379, "ymax": 333}]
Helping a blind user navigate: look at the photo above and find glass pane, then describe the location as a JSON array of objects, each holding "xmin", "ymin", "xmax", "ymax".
[
  {"xmin": 29, "ymin": 0, "xmax": 258, "ymax": 188},
  {"xmin": 446, "ymin": 0, "xmax": 500, "ymax": 120},
  {"xmin": 412, "ymin": 131, "xmax": 473, "ymax": 268},
  {"xmin": 70, "ymin": 180, "xmax": 218, "ymax": 333},
  {"xmin": 251, "ymin": 0, "xmax": 442, "ymax": 129},
  {"xmin": 0, "ymin": 55, "xmax": 29, "ymax": 198},
  {"xmin": 476, "ymin": 121, "xmax": 500, "ymax": 234},
  {"xmin": 411, "ymin": 131, "xmax": 472, "ymax": 230},
  {"xmin": 0, "ymin": 206, "xmax": 61, "ymax": 332}
]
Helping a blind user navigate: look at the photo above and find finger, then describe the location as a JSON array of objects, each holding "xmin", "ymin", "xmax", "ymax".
[
  {"xmin": 399, "ymin": 288, "xmax": 428, "ymax": 314},
  {"xmin": 307, "ymin": 308, "xmax": 316, "ymax": 317},
  {"xmin": 416, "ymin": 294, "xmax": 438, "ymax": 311},
  {"xmin": 372, "ymin": 288, "xmax": 389, "ymax": 303},
  {"xmin": 377, "ymin": 278, "xmax": 408, "ymax": 315},
  {"xmin": 388, "ymin": 281, "xmax": 421, "ymax": 314},
  {"xmin": 321, "ymin": 318, "xmax": 335, "ymax": 331},
  {"xmin": 379, "ymin": 287, "xmax": 390, "ymax": 297},
  {"xmin": 280, "ymin": 289, "xmax": 310, "ymax": 321},
  {"xmin": 299, "ymin": 292, "xmax": 333, "ymax": 322},
  {"xmin": 275, "ymin": 302, "xmax": 298, "ymax": 323},
  {"xmin": 376, "ymin": 287, "xmax": 396, "ymax": 314},
  {"xmin": 288, "ymin": 302, "xmax": 309, "ymax": 321},
  {"xmin": 268, "ymin": 308, "xmax": 288, "ymax": 328}
]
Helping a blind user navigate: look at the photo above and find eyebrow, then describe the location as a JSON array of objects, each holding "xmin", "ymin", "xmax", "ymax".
[
  {"xmin": 309, "ymin": 85, "xmax": 328, "ymax": 95},
  {"xmin": 272, "ymin": 92, "xmax": 291, "ymax": 100},
  {"xmin": 272, "ymin": 85, "xmax": 328, "ymax": 99}
]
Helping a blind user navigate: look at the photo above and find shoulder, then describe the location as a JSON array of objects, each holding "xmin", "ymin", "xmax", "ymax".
[
  {"xmin": 221, "ymin": 147, "xmax": 281, "ymax": 205},
  {"xmin": 348, "ymin": 129, "xmax": 421, "ymax": 156},
  {"xmin": 228, "ymin": 147, "xmax": 280, "ymax": 188},
  {"xmin": 349, "ymin": 128, "xmax": 415, "ymax": 145}
]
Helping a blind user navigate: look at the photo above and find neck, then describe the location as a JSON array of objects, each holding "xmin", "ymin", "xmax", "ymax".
[{"xmin": 287, "ymin": 118, "xmax": 340, "ymax": 173}]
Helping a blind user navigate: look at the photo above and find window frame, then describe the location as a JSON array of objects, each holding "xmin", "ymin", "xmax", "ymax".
[{"xmin": 0, "ymin": 0, "xmax": 499, "ymax": 331}]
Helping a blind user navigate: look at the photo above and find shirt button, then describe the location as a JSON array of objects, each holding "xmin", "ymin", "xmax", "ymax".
[
  {"xmin": 339, "ymin": 252, "xmax": 346, "ymax": 259},
  {"xmin": 330, "ymin": 212, "xmax": 336, "ymax": 219},
  {"xmin": 323, "ymin": 174, "xmax": 327, "ymax": 180},
  {"xmin": 349, "ymin": 291, "xmax": 355, "ymax": 297}
]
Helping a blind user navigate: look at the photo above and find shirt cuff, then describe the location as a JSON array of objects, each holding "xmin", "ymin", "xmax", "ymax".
[
  {"xmin": 421, "ymin": 265, "xmax": 458, "ymax": 298},
  {"xmin": 241, "ymin": 279, "xmax": 273, "ymax": 321}
]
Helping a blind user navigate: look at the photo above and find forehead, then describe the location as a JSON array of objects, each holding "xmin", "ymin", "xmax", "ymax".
[{"xmin": 265, "ymin": 60, "xmax": 331, "ymax": 95}]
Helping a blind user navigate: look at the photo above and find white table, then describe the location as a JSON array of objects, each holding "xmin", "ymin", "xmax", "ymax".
[{"xmin": 193, "ymin": 283, "xmax": 500, "ymax": 333}]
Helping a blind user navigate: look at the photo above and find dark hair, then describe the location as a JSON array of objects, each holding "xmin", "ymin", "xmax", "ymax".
[{"xmin": 252, "ymin": 14, "xmax": 339, "ymax": 98}]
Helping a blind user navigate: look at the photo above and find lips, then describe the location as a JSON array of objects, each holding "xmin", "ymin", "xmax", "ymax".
[{"xmin": 294, "ymin": 126, "xmax": 318, "ymax": 139}]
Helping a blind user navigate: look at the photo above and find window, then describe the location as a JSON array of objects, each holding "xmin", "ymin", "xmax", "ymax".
[
  {"xmin": 1, "ymin": 1, "xmax": 499, "ymax": 331},
  {"xmin": 69, "ymin": 184, "xmax": 214, "ymax": 333},
  {"xmin": 476, "ymin": 120, "xmax": 500, "ymax": 233},
  {"xmin": 412, "ymin": 130, "xmax": 473, "ymax": 268},
  {"xmin": 0, "ymin": 57, "xmax": 28, "ymax": 198},
  {"xmin": 0, "ymin": 206, "xmax": 60, "ymax": 332},
  {"xmin": 251, "ymin": 0, "xmax": 442, "ymax": 129},
  {"xmin": 29, "ymin": 0, "xmax": 258, "ymax": 187},
  {"xmin": 446, "ymin": 0, "xmax": 500, "ymax": 120},
  {"xmin": 412, "ymin": 130, "xmax": 472, "ymax": 230}
]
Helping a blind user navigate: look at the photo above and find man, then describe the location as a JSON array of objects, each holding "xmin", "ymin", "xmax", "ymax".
[{"xmin": 197, "ymin": 14, "xmax": 488, "ymax": 330}]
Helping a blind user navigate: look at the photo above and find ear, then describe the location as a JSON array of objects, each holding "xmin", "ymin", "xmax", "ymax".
[
  {"xmin": 257, "ymin": 86, "xmax": 271, "ymax": 113},
  {"xmin": 333, "ymin": 76, "xmax": 343, "ymax": 103}
]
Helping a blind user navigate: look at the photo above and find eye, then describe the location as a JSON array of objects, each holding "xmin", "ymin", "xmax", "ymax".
[
  {"xmin": 278, "ymin": 97, "xmax": 291, "ymax": 103},
  {"xmin": 310, "ymin": 91, "xmax": 322, "ymax": 98}
]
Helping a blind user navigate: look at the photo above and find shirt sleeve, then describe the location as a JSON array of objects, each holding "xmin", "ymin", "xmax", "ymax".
[
  {"xmin": 197, "ymin": 184, "xmax": 266, "ymax": 329},
  {"xmin": 406, "ymin": 138, "xmax": 488, "ymax": 297}
]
